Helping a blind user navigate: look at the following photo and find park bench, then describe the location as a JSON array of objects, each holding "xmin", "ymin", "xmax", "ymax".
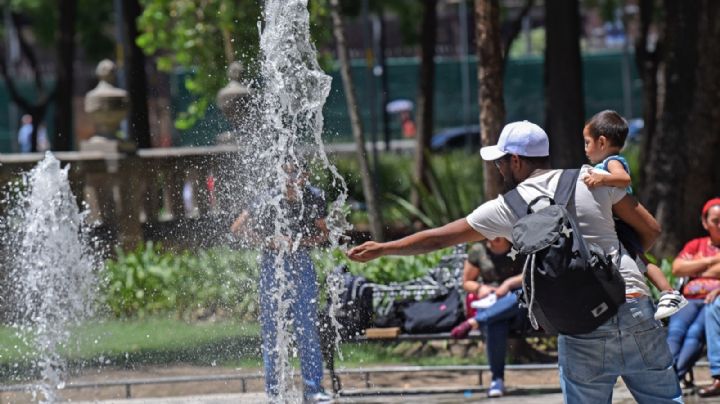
[{"xmin": 322, "ymin": 246, "xmax": 551, "ymax": 394}]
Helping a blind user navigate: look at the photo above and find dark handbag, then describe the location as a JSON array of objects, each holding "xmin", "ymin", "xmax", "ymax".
[
  {"xmin": 402, "ymin": 289, "xmax": 464, "ymax": 334},
  {"xmin": 374, "ymin": 299, "xmax": 410, "ymax": 328}
]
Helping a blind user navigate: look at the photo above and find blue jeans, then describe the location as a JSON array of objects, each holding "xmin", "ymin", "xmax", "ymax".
[
  {"xmin": 667, "ymin": 298, "xmax": 706, "ymax": 378},
  {"xmin": 474, "ymin": 291, "xmax": 522, "ymax": 381},
  {"xmin": 259, "ymin": 250, "xmax": 324, "ymax": 397},
  {"xmin": 558, "ymin": 297, "xmax": 682, "ymax": 404},
  {"xmin": 706, "ymin": 297, "xmax": 720, "ymax": 378}
]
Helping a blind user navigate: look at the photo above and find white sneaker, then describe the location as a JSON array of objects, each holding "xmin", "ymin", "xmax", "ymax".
[
  {"xmin": 304, "ymin": 390, "xmax": 335, "ymax": 404},
  {"xmin": 471, "ymin": 293, "xmax": 497, "ymax": 309},
  {"xmin": 488, "ymin": 378, "xmax": 505, "ymax": 398},
  {"xmin": 655, "ymin": 290, "xmax": 689, "ymax": 320}
]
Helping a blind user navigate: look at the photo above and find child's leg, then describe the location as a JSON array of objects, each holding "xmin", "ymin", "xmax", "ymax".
[
  {"xmin": 646, "ymin": 263, "xmax": 673, "ymax": 292},
  {"xmin": 647, "ymin": 262, "xmax": 690, "ymax": 320}
]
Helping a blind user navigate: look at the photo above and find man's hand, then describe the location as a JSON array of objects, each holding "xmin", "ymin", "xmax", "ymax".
[
  {"xmin": 347, "ymin": 241, "xmax": 385, "ymax": 262},
  {"xmin": 230, "ymin": 211, "xmax": 249, "ymax": 235},
  {"xmin": 582, "ymin": 169, "xmax": 605, "ymax": 188},
  {"xmin": 706, "ymin": 289, "xmax": 720, "ymax": 304}
]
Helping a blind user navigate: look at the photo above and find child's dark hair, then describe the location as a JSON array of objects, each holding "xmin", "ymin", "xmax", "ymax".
[{"xmin": 586, "ymin": 110, "xmax": 628, "ymax": 148}]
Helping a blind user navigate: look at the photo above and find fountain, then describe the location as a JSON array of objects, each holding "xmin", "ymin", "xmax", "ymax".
[
  {"xmin": 225, "ymin": 0, "xmax": 352, "ymax": 401},
  {"xmin": 0, "ymin": 1, "xmax": 350, "ymax": 402},
  {"xmin": 2, "ymin": 153, "xmax": 100, "ymax": 402}
]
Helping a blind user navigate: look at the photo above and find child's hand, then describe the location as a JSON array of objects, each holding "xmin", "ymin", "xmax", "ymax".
[{"xmin": 583, "ymin": 169, "xmax": 605, "ymax": 188}]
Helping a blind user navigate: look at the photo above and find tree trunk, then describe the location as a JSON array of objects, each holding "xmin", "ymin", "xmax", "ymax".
[
  {"xmin": 122, "ymin": 0, "xmax": 151, "ymax": 149},
  {"xmin": 475, "ymin": 0, "xmax": 505, "ymax": 200},
  {"xmin": 544, "ymin": 0, "xmax": 585, "ymax": 169},
  {"xmin": 642, "ymin": 0, "xmax": 720, "ymax": 256},
  {"xmin": 411, "ymin": 0, "xmax": 438, "ymax": 208},
  {"xmin": 634, "ymin": 0, "xmax": 661, "ymax": 192},
  {"xmin": 54, "ymin": 0, "xmax": 76, "ymax": 151},
  {"xmin": 0, "ymin": 14, "xmax": 54, "ymax": 153},
  {"xmin": 330, "ymin": 0, "xmax": 384, "ymax": 241}
]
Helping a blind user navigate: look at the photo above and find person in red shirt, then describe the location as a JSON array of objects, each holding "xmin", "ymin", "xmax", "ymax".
[
  {"xmin": 667, "ymin": 198, "xmax": 720, "ymax": 392},
  {"xmin": 400, "ymin": 111, "xmax": 416, "ymax": 138}
]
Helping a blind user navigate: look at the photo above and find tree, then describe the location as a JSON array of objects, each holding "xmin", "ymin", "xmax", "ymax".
[
  {"xmin": 634, "ymin": 0, "xmax": 662, "ymax": 192},
  {"xmin": 475, "ymin": 0, "xmax": 533, "ymax": 200},
  {"xmin": 53, "ymin": 0, "xmax": 75, "ymax": 151},
  {"xmin": 544, "ymin": 0, "xmax": 585, "ymax": 169},
  {"xmin": 329, "ymin": 0, "xmax": 384, "ymax": 241},
  {"xmin": 411, "ymin": 0, "xmax": 438, "ymax": 209},
  {"xmin": 640, "ymin": 0, "xmax": 720, "ymax": 256},
  {"xmin": 122, "ymin": 0, "xmax": 151, "ymax": 148},
  {"xmin": 137, "ymin": 0, "xmax": 261, "ymax": 131},
  {"xmin": 0, "ymin": 0, "xmax": 113, "ymax": 151},
  {"xmin": 475, "ymin": 0, "xmax": 505, "ymax": 200},
  {"xmin": 0, "ymin": 11, "xmax": 55, "ymax": 152}
]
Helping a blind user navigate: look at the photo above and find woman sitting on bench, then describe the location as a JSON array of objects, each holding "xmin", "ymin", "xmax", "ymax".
[{"xmin": 450, "ymin": 238, "xmax": 524, "ymax": 398}]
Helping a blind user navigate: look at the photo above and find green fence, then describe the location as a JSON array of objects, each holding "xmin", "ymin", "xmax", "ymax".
[
  {"xmin": 0, "ymin": 51, "xmax": 641, "ymax": 151},
  {"xmin": 319, "ymin": 50, "xmax": 642, "ymax": 143},
  {"xmin": 175, "ymin": 50, "xmax": 641, "ymax": 145}
]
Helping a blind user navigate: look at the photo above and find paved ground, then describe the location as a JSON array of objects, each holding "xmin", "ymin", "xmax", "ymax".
[
  {"xmin": 2, "ymin": 365, "xmax": 717, "ymax": 403},
  {"xmin": 66, "ymin": 384, "xmax": 720, "ymax": 404}
]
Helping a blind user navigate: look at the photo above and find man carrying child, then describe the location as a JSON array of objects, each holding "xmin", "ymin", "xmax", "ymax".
[{"xmin": 348, "ymin": 120, "xmax": 682, "ymax": 403}]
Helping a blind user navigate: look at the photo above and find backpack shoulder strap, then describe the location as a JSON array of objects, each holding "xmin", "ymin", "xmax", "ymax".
[
  {"xmin": 503, "ymin": 189, "xmax": 528, "ymax": 219},
  {"xmin": 553, "ymin": 169, "xmax": 580, "ymax": 208}
]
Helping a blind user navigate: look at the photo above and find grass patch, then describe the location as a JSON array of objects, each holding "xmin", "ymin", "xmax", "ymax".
[
  {"xmin": 0, "ymin": 317, "xmax": 487, "ymax": 382},
  {"xmin": 335, "ymin": 343, "xmax": 486, "ymax": 367},
  {"xmin": 0, "ymin": 317, "xmax": 261, "ymax": 381}
]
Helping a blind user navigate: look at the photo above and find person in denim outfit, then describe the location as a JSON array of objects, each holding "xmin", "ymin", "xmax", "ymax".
[
  {"xmin": 231, "ymin": 163, "xmax": 332, "ymax": 403},
  {"xmin": 348, "ymin": 121, "xmax": 682, "ymax": 403}
]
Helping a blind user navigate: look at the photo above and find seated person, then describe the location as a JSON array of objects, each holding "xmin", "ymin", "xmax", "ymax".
[
  {"xmin": 682, "ymin": 198, "xmax": 720, "ymax": 397},
  {"xmin": 450, "ymin": 238, "xmax": 524, "ymax": 398},
  {"xmin": 668, "ymin": 198, "xmax": 720, "ymax": 388}
]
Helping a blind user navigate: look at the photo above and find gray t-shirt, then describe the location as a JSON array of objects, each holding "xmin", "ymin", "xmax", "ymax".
[{"xmin": 466, "ymin": 166, "xmax": 649, "ymax": 297}]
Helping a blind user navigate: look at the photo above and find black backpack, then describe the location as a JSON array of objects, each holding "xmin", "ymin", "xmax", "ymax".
[
  {"xmin": 503, "ymin": 169, "xmax": 626, "ymax": 335},
  {"xmin": 331, "ymin": 265, "xmax": 374, "ymax": 340}
]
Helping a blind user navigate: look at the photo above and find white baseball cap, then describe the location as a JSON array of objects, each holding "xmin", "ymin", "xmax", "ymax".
[{"xmin": 480, "ymin": 120, "xmax": 549, "ymax": 161}]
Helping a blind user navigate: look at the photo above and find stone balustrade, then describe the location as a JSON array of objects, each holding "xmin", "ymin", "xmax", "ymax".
[{"xmin": 0, "ymin": 146, "xmax": 239, "ymax": 251}]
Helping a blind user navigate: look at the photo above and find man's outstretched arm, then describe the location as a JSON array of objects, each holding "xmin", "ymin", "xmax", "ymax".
[{"xmin": 347, "ymin": 218, "xmax": 485, "ymax": 262}]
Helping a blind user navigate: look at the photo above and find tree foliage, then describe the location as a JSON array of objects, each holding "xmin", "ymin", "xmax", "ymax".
[
  {"xmin": 5, "ymin": 0, "xmax": 114, "ymax": 60},
  {"xmin": 136, "ymin": 0, "xmax": 262, "ymax": 130}
]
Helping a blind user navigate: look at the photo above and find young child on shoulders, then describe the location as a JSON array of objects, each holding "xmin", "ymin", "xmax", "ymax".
[{"xmin": 582, "ymin": 109, "xmax": 687, "ymax": 320}]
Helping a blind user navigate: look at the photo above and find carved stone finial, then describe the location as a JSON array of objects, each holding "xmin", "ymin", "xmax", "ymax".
[
  {"xmin": 227, "ymin": 62, "xmax": 244, "ymax": 83},
  {"xmin": 216, "ymin": 61, "xmax": 251, "ymax": 130},
  {"xmin": 96, "ymin": 59, "xmax": 117, "ymax": 84}
]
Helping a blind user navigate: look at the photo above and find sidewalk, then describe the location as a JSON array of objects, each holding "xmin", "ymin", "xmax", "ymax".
[{"xmin": 70, "ymin": 384, "xmax": 720, "ymax": 404}]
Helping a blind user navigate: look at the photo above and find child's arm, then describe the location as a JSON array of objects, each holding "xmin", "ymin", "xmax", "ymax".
[
  {"xmin": 585, "ymin": 159, "xmax": 632, "ymax": 189},
  {"xmin": 603, "ymin": 159, "xmax": 632, "ymax": 188},
  {"xmin": 645, "ymin": 263, "xmax": 673, "ymax": 292}
]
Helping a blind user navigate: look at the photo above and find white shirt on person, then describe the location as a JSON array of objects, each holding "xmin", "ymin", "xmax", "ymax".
[{"xmin": 465, "ymin": 165, "xmax": 650, "ymax": 297}]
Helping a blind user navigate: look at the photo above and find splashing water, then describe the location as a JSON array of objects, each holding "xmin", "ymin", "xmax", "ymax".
[
  {"xmin": 223, "ymin": 0, "xmax": 352, "ymax": 401},
  {"xmin": 3, "ymin": 153, "xmax": 100, "ymax": 403}
]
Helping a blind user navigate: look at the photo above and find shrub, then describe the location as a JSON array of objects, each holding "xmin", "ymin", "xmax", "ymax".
[
  {"xmin": 313, "ymin": 248, "xmax": 453, "ymax": 285},
  {"xmin": 103, "ymin": 242, "xmax": 259, "ymax": 320}
]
